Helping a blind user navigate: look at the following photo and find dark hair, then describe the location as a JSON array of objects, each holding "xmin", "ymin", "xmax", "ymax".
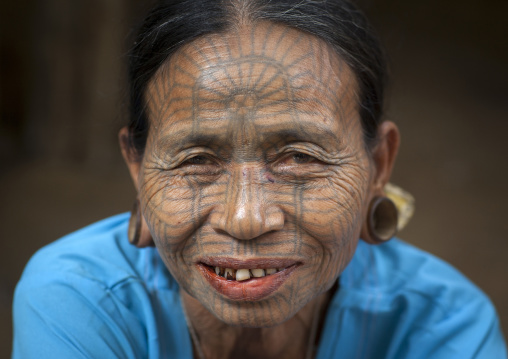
[{"xmin": 128, "ymin": 0, "xmax": 387, "ymax": 156}]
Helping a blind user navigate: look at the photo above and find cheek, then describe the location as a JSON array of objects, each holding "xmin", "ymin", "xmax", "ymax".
[
  {"xmin": 138, "ymin": 169, "xmax": 201, "ymax": 277},
  {"xmin": 300, "ymin": 164, "xmax": 371, "ymax": 288},
  {"xmin": 141, "ymin": 173, "xmax": 195, "ymax": 244},
  {"xmin": 138, "ymin": 167, "xmax": 226, "ymax": 281}
]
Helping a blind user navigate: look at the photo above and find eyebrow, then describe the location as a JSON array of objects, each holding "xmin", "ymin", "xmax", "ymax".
[
  {"xmin": 157, "ymin": 120, "xmax": 342, "ymax": 151},
  {"xmin": 259, "ymin": 123, "xmax": 341, "ymax": 145},
  {"xmin": 157, "ymin": 130, "xmax": 224, "ymax": 150}
]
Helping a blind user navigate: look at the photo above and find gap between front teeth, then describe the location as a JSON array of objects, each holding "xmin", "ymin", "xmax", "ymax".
[{"xmin": 213, "ymin": 267, "xmax": 282, "ymax": 281}]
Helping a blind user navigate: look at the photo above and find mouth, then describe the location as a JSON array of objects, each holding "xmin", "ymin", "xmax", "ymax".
[{"xmin": 197, "ymin": 258, "xmax": 301, "ymax": 301}]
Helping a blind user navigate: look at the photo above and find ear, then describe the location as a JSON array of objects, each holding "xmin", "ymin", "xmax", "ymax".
[
  {"xmin": 360, "ymin": 121, "xmax": 400, "ymax": 244},
  {"xmin": 369, "ymin": 121, "xmax": 400, "ymax": 195},
  {"xmin": 120, "ymin": 127, "xmax": 155, "ymax": 248},
  {"xmin": 119, "ymin": 126, "xmax": 142, "ymax": 190}
]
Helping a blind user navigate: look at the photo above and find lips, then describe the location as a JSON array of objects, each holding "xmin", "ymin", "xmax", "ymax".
[{"xmin": 197, "ymin": 258, "xmax": 300, "ymax": 301}]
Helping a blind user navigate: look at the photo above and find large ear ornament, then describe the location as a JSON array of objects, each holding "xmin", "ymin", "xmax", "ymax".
[
  {"xmin": 365, "ymin": 196, "xmax": 398, "ymax": 244},
  {"xmin": 362, "ymin": 183, "xmax": 415, "ymax": 244}
]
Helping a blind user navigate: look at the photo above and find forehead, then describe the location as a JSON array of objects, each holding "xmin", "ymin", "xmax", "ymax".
[{"xmin": 146, "ymin": 22, "xmax": 360, "ymax": 139}]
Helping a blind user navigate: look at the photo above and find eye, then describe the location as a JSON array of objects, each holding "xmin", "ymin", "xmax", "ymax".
[
  {"xmin": 280, "ymin": 152, "xmax": 318, "ymax": 166},
  {"xmin": 291, "ymin": 153, "xmax": 315, "ymax": 164},
  {"xmin": 178, "ymin": 154, "xmax": 222, "ymax": 177},
  {"xmin": 270, "ymin": 147, "xmax": 329, "ymax": 179},
  {"xmin": 184, "ymin": 155, "xmax": 212, "ymax": 165},
  {"xmin": 272, "ymin": 151, "xmax": 325, "ymax": 176}
]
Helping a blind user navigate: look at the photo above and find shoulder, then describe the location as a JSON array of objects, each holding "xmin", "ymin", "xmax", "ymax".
[
  {"xmin": 329, "ymin": 239, "xmax": 507, "ymax": 358},
  {"xmin": 18, "ymin": 213, "xmax": 174, "ymax": 290},
  {"xmin": 343, "ymin": 238, "xmax": 484, "ymax": 302},
  {"xmin": 21, "ymin": 213, "xmax": 131, "ymax": 282},
  {"xmin": 12, "ymin": 214, "xmax": 180, "ymax": 359}
]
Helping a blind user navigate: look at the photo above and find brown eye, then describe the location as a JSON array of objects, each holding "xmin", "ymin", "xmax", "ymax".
[
  {"xmin": 185, "ymin": 155, "xmax": 211, "ymax": 165},
  {"xmin": 292, "ymin": 153, "xmax": 314, "ymax": 164},
  {"xmin": 179, "ymin": 154, "xmax": 222, "ymax": 177},
  {"xmin": 272, "ymin": 151, "xmax": 326, "ymax": 177}
]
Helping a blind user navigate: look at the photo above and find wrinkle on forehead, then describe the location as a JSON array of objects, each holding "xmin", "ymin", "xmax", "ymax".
[{"xmin": 145, "ymin": 21, "xmax": 361, "ymax": 144}]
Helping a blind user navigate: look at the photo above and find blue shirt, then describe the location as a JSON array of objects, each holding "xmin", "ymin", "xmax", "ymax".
[{"xmin": 12, "ymin": 213, "xmax": 507, "ymax": 358}]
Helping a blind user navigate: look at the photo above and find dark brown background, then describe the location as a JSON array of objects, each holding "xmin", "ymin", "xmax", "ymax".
[{"xmin": 1, "ymin": 0, "xmax": 507, "ymax": 356}]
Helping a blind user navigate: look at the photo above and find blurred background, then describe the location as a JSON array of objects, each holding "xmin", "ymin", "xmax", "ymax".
[{"xmin": 1, "ymin": 0, "xmax": 507, "ymax": 356}]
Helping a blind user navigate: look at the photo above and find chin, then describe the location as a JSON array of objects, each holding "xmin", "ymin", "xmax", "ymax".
[{"xmin": 205, "ymin": 298, "xmax": 298, "ymax": 328}]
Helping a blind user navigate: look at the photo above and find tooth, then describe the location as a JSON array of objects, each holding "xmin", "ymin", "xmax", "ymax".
[
  {"xmin": 219, "ymin": 267, "xmax": 225, "ymax": 276},
  {"xmin": 251, "ymin": 269, "xmax": 265, "ymax": 278},
  {"xmin": 266, "ymin": 268, "xmax": 276, "ymax": 275},
  {"xmin": 225, "ymin": 268, "xmax": 235, "ymax": 280},
  {"xmin": 236, "ymin": 269, "xmax": 251, "ymax": 281},
  {"xmin": 215, "ymin": 267, "xmax": 220, "ymax": 275}
]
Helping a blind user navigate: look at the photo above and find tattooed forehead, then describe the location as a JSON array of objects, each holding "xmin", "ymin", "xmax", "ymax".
[{"xmin": 146, "ymin": 22, "xmax": 360, "ymax": 146}]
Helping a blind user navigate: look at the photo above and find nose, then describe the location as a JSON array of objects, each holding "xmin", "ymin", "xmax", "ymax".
[{"xmin": 210, "ymin": 166, "xmax": 284, "ymax": 240}]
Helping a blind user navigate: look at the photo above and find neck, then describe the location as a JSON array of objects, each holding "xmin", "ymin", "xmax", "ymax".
[{"xmin": 180, "ymin": 289, "xmax": 332, "ymax": 359}]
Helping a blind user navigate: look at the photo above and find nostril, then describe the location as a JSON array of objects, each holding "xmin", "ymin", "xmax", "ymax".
[
  {"xmin": 266, "ymin": 209, "xmax": 285, "ymax": 231},
  {"xmin": 210, "ymin": 209, "xmax": 284, "ymax": 240},
  {"xmin": 213, "ymin": 227, "xmax": 229, "ymax": 236}
]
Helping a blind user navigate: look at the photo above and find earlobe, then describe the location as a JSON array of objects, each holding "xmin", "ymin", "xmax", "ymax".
[
  {"xmin": 119, "ymin": 126, "xmax": 142, "ymax": 189},
  {"xmin": 360, "ymin": 195, "xmax": 399, "ymax": 244},
  {"xmin": 128, "ymin": 198, "xmax": 155, "ymax": 247}
]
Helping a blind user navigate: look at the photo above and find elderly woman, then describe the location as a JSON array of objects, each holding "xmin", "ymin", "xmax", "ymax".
[{"xmin": 12, "ymin": 0, "xmax": 507, "ymax": 358}]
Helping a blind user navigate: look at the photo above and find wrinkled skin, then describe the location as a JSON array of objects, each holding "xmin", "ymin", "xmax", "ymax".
[{"xmin": 121, "ymin": 21, "xmax": 398, "ymax": 359}]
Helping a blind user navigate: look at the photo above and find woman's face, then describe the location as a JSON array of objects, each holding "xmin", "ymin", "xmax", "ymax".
[{"xmin": 138, "ymin": 23, "xmax": 375, "ymax": 327}]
